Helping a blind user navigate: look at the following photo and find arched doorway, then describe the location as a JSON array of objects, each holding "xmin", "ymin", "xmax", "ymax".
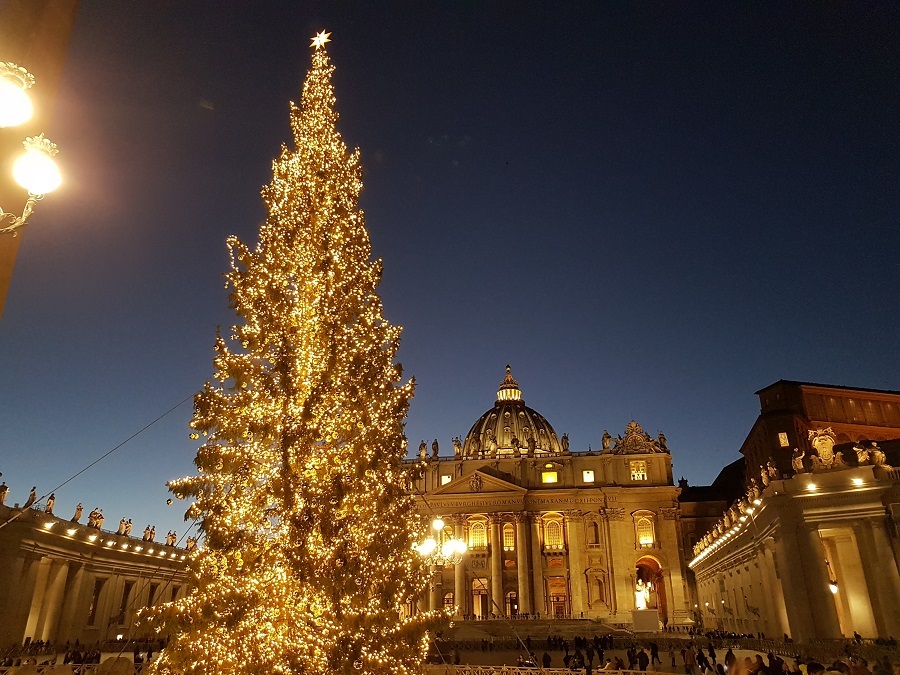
[
  {"xmin": 636, "ymin": 555, "xmax": 668, "ymax": 624},
  {"xmin": 505, "ymin": 591, "xmax": 518, "ymax": 617}
]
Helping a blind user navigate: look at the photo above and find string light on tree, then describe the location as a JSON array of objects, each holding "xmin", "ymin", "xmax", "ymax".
[{"xmin": 142, "ymin": 32, "xmax": 445, "ymax": 674}]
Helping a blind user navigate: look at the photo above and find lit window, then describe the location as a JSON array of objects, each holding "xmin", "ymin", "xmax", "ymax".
[
  {"xmin": 469, "ymin": 521, "xmax": 486, "ymax": 548},
  {"xmin": 637, "ymin": 518, "xmax": 654, "ymax": 548},
  {"xmin": 545, "ymin": 520, "xmax": 563, "ymax": 549},
  {"xmin": 778, "ymin": 432, "xmax": 789, "ymax": 448},
  {"xmin": 542, "ymin": 471, "xmax": 558, "ymax": 484},
  {"xmin": 443, "ymin": 592, "xmax": 455, "ymax": 609},
  {"xmin": 503, "ymin": 523, "xmax": 515, "ymax": 551},
  {"xmin": 582, "ymin": 470, "xmax": 595, "ymax": 483},
  {"xmin": 630, "ymin": 461, "xmax": 647, "ymax": 481},
  {"xmin": 440, "ymin": 474, "xmax": 452, "ymax": 485}
]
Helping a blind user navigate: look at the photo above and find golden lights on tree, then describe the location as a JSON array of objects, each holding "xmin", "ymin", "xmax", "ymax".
[{"xmin": 142, "ymin": 33, "xmax": 445, "ymax": 674}]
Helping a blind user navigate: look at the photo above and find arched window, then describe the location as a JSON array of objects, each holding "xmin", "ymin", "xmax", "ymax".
[
  {"xmin": 443, "ymin": 592, "xmax": 455, "ymax": 610},
  {"xmin": 469, "ymin": 521, "xmax": 486, "ymax": 548},
  {"xmin": 545, "ymin": 520, "xmax": 563, "ymax": 549},
  {"xmin": 588, "ymin": 521, "xmax": 600, "ymax": 545},
  {"xmin": 636, "ymin": 517, "xmax": 654, "ymax": 548},
  {"xmin": 503, "ymin": 523, "xmax": 515, "ymax": 551}
]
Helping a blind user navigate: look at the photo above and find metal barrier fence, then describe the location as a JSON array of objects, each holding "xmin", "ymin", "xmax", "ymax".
[{"xmin": 426, "ymin": 669, "xmax": 647, "ymax": 675}]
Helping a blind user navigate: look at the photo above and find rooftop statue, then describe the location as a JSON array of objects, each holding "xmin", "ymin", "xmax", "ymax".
[
  {"xmin": 791, "ymin": 448, "xmax": 806, "ymax": 474},
  {"xmin": 601, "ymin": 429, "xmax": 612, "ymax": 452}
]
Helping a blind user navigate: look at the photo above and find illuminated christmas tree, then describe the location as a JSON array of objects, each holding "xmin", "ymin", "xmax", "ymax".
[{"xmin": 144, "ymin": 32, "xmax": 442, "ymax": 674}]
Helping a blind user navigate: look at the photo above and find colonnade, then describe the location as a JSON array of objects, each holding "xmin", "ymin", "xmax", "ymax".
[
  {"xmin": 426, "ymin": 511, "xmax": 596, "ymax": 619},
  {"xmin": 696, "ymin": 516, "xmax": 900, "ymax": 642},
  {"xmin": 2, "ymin": 551, "xmax": 188, "ymax": 645}
]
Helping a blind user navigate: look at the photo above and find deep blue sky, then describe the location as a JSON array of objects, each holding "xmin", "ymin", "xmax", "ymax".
[{"xmin": 1, "ymin": 3, "xmax": 898, "ymax": 537}]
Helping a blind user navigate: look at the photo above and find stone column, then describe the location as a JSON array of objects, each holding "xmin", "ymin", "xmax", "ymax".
[
  {"xmin": 36, "ymin": 560, "xmax": 69, "ymax": 642},
  {"xmin": 515, "ymin": 513, "xmax": 532, "ymax": 614},
  {"xmin": 490, "ymin": 516, "xmax": 504, "ymax": 617},
  {"xmin": 530, "ymin": 516, "xmax": 546, "ymax": 616},
  {"xmin": 800, "ymin": 524, "xmax": 842, "ymax": 638},
  {"xmin": 600, "ymin": 512, "xmax": 617, "ymax": 615},
  {"xmin": 855, "ymin": 519, "xmax": 900, "ymax": 637},
  {"xmin": 2, "ymin": 555, "xmax": 28, "ymax": 645},
  {"xmin": 454, "ymin": 518, "xmax": 466, "ymax": 618},
  {"xmin": 566, "ymin": 511, "xmax": 586, "ymax": 616},
  {"xmin": 23, "ymin": 556, "xmax": 52, "ymax": 640},
  {"xmin": 429, "ymin": 565, "xmax": 442, "ymax": 612},
  {"xmin": 757, "ymin": 540, "xmax": 789, "ymax": 638},
  {"xmin": 57, "ymin": 563, "xmax": 86, "ymax": 642}
]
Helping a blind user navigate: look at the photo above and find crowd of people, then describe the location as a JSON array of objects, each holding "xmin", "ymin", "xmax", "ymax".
[{"xmin": 432, "ymin": 633, "xmax": 900, "ymax": 675}]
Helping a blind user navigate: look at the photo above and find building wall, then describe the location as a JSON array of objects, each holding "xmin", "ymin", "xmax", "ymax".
[
  {"xmin": 744, "ymin": 382, "xmax": 900, "ymax": 475},
  {"xmin": 0, "ymin": 504, "xmax": 190, "ymax": 646},
  {"xmin": 412, "ymin": 449, "xmax": 692, "ymax": 626}
]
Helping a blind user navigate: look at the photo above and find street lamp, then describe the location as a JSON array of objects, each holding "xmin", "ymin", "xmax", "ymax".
[
  {"xmin": 0, "ymin": 62, "xmax": 62, "ymax": 236},
  {"xmin": 0, "ymin": 62, "xmax": 34, "ymax": 127},
  {"xmin": 415, "ymin": 517, "xmax": 467, "ymax": 566}
]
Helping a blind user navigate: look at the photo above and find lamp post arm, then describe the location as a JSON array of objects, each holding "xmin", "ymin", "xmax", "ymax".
[{"xmin": 0, "ymin": 193, "xmax": 41, "ymax": 236}]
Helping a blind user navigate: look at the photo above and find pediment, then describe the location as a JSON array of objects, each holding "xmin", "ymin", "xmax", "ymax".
[{"xmin": 432, "ymin": 469, "xmax": 527, "ymax": 496}]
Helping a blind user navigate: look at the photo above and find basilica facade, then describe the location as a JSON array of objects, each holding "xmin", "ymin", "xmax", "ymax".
[{"xmin": 409, "ymin": 367, "xmax": 692, "ymax": 627}]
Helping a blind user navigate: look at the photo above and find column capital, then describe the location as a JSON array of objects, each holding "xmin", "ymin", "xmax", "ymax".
[
  {"xmin": 564, "ymin": 509, "xmax": 585, "ymax": 522},
  {"xmin": 489, "ymin": 514, "xmax": 504, "ymax": 525},
  {"xmin": 514, "ymin": 512, "xmax": 532, "ymax": 524}
]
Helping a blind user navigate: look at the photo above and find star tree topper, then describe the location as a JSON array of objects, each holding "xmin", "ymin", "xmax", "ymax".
[{"xmin": 310, "ymin": 30, "xmax": 331, "ymax": 50}]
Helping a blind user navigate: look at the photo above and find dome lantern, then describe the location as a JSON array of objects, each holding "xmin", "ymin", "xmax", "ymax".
[{"xmin": 497, "ymin": 364, "xmax": 522, "ymax": 402}]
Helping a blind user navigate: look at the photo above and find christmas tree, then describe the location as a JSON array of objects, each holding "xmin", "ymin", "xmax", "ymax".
[{"xmin": 144, "ymin": 32, "xmax": 442, "ymax": 674}]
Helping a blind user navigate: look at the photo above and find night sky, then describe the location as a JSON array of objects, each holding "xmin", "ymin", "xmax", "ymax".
[{"xmin": 1, "ymin": 3, "xmax": 898, "ymax": 537}]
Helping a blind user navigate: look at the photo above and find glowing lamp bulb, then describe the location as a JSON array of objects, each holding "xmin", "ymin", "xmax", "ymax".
[
  {"xmin": 417, "ymin": 537, "xmax": 436, "ymax": 557},
  {"xmin": 14, "ymin": 139, "xmax": 61, "ymax": 195},
  {"xmin": 431, "ymin": 518, "xmax": 444, "ymax": 532},
  {"xmin": 829, "ymin": 582, "xmax": 839, "ymax": 595},
  {"xmin": 441, "ymin": 540, "xmax": 455, "ymax": 557},
  {"xmin": 0, "ymin": 77, "xmax": 33, "ymax": 127},
  {"xmin": 455, "ymin": 540, "xmax": 468, "ymax": 555}
]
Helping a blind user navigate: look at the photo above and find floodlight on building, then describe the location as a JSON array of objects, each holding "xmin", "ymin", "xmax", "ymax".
[
  {"xmin": 42, "ymin": 521, "xmax": 54, "ymax": 529},
  {"xmin": 66, "ymin": 528, "xmax": 77, "ymax": 535},
  {"xmin": 829, "ymin": 581, "xmax": 839, "ymax": 595},
  {"xmin": 88, "ymin": 534, "xmax": 98, "ymax": 542},
  {"xmin": 807, "ymin": 483, "xmax": 817, "ymax": 492},
  {"xmin": 851, "ymin": 477, "xmax": 863, "ymax": 487}
]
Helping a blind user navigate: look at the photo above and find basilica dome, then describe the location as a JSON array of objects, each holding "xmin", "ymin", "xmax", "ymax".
[{"xmin": 462, "ymin": 366, "xmax": 564, "ymax": 457}]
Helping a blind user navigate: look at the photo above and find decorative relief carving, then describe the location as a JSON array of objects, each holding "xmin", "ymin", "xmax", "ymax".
[
  {"xmin": 606, "ymin": 508, "xmax": 625, "ymax": 521},
  {"xmin": 469, "ymin": 473, "xmax": 483, "ymax": 493},
  {"xmin": 660, "ymin": 507, "xmax": 678, "ymax": 520},
  {"xmin": 611, "ymin": 420, "xmax": 668, "ymax": 454}
]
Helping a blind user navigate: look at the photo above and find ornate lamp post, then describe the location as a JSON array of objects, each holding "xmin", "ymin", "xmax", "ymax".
[
  {"xmin": 415, "ymin": 517, "xmax": 467, "ymax": 612},
  {"xmin": 0, "ymin": 62, "xmax": 62, "ymax": 236}
]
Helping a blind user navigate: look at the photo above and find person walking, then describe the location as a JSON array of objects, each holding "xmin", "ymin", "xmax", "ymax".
[
  {"xmin": 684, "ymin": 646, "xmax": 697, "ymax": 675},
  {"xmin": 638, "ymin": 649, "xmax": 650, "ymax": 672}
]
